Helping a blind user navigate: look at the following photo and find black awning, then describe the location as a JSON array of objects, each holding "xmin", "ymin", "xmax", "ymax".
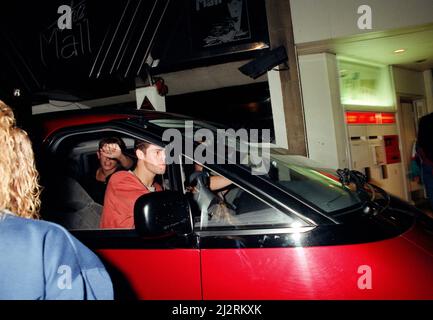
[
  {"xmin": 0, "ymin": 0, "xmax": 170, "ymax": 101},
  {"xmin": 0, "ymin": 0, "xmax": 269, "ymax": 103}
]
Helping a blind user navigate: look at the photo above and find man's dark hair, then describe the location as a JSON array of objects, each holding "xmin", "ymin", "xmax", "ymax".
[
  {"xmin": 134, "ymin": 140, "xmax": 151, "ymax": 153},
  {"xmin": 99, "ymin": 137, "xmax": 127, "ymax": 152}
]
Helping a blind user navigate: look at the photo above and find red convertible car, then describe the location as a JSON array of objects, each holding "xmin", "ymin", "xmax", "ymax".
[{"xmin": 31, "ymin": 108, "xmax": 433, "ymax": 300}]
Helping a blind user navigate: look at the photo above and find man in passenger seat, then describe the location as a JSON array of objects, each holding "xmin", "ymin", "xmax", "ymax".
[
  {"xmin": 82, "ymin": 137, "xmax": 133, "ymax": 204},
  {"xmin": 99, "ymin": 140, "xmax": 166, "ymax": 229}
]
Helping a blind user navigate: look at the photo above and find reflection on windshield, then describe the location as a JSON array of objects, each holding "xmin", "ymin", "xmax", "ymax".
[{"xmin": 265, "ymin": 153, "xmax": 362, "ymax": 215}]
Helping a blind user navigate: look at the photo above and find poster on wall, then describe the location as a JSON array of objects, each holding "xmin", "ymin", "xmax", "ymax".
[
  {"xmin": 337, "ymin": 57, "xmax": 394, "ymax": 109},
  {"xmin": 191, "ymin": 0, "xmax": 252, "ymax": 49},
  {"xmin": 155, "ymin": 0, "xmax": 269, "ymax": 70}
]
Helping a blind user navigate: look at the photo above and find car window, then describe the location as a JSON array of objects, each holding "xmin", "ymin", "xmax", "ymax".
[
  {"xmin": 181, "ymin": 160, "xmax": 310, "ymax": 231},
  {"xmin": 41, "ymin": 131, "xmax": 170, "ymax": 231}
]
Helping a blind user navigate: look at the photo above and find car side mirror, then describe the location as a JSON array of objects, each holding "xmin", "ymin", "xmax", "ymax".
[{"xmin": 134, "ymin": 191, "xmax": 193, "ymax": 237}]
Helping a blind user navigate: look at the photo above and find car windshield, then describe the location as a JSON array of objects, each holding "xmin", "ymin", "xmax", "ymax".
[{"xmin": 264, "ymin": 149, "xmax": 363, "ymax": 215}]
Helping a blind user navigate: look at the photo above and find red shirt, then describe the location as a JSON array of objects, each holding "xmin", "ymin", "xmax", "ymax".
[{"xmin": 100, "ymin": 171, "xmax": 162, "ymax": 229}]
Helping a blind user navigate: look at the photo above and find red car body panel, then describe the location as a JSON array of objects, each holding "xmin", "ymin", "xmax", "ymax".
[
  {"xmin": 402, "ymin": 221, "xmax": 433, "ymax": 255},
  {"xmin": 41, "ymin": 114, "xmax": 134, "ymax": 141},
  {"xmin": 201, "ymin": 226, "xmax": 433, "ymax": 300},
  {"xmin": 98, "ymin": 249, "xmax": 202, "ymax": 300}
]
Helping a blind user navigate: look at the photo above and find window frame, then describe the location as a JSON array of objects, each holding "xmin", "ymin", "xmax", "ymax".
[{"xmin": 179, "ymin": 155, "xmax": 317, "ymax": 236}]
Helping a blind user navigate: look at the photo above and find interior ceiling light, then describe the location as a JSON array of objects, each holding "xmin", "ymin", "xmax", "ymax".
[{"xmin": 393, "ymin": 48, "xmax": 406, "ymax": 54}]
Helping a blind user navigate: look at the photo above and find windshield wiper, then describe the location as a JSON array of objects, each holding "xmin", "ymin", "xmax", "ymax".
[
  {"xmin": 336, "ymin": 169, "xmax": 369, "ymax": 200},
  {"xmin": 336, "ymin": 168, "xmax": 390, "ymax": 215}
]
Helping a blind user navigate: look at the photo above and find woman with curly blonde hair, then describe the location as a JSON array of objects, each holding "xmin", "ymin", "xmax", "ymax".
[
  {"xmin": 0, "ymin": 101, "xmax": 113, "ymax": 300},
  {"xmin": 0, "ymin": 101, "xmax": 41, "ymax": 218},
  {"xmin": 0, "ymin": 100, "xmax": 15, "ymax": 215},
  {"xmin": 9, "ymin": 127, "xmax": 42, "ymax": 218}
]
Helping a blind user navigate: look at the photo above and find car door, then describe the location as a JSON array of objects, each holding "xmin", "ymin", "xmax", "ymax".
[
  {"xmin": 196, "ymin": 180, "xmax": 321, "ymax": 300},
  {"xmin": 181, "ymin": 163, "xmax": 324, "ymax": 299},
  {"xmin": 196, "ymin": 165, "xmax": 433, "ymax": 300},
  {"xmin": 40, "ymin": 125, "xmax": 202, "ymax": 300},
  {"xmin": 190, "ymin": 164, "xmax": 371, "ymax": 300},
  {"xmin": 195, "ymin": 173, "xmax": 362, "ymax": 300}
]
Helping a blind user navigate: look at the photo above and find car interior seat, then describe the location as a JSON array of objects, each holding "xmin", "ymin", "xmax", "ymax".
[
  {"xmin": 42, "ymin": 141, "xmax": 103, "ymax": 229},
  {"xmin": 44, "ymin": 175, "xmax": 103, "ymax": 229}
]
